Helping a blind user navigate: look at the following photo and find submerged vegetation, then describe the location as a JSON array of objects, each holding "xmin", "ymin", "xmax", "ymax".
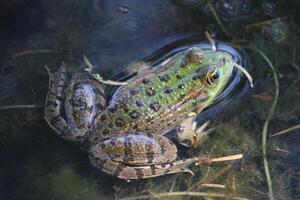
[{"xmin": 1, "ymin": 0, "xmax": 300, "ymax": 199}]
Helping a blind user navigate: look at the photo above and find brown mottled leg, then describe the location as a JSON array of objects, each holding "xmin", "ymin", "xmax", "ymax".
[
  {"xmin": 89, "ymin": 132, "xmax": 198, "ymax": 180},
  {"xmin": 93, "ymin": 158, "xmax": 197, "ymax": 180},
  {"xmin": 44, "ymin": 64, "xmax": 69, "ymax": 136}
]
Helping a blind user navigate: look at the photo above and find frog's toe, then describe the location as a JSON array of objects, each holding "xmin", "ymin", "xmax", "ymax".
[
  {"xmin": 177, "ymin": 117, "xmax": 213, "ymax": 147},
  {"xmin": 193, "ymin": 121, "xmax": 214, "ymax": 147}
]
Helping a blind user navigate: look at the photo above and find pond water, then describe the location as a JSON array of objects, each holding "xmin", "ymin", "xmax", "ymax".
[{"xmin": 1, "ymin": 0, "xmax": 300, "ymax": 199}]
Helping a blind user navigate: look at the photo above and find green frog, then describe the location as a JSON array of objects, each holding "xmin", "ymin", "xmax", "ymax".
[{"xmin": 45, "ymin": 45, "xmax": 239, "ymax": 180}]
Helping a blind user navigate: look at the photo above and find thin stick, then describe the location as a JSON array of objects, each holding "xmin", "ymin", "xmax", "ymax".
[
  {"xmin": 0, "ymin": 104, "xmax": 42, "ymax": 110},
  {"xmin": 195, "ymin": 154, "xmax": 243, "ymax": 166},
  {"xmin": 246, "ymin": 17, "xmax": 288, "ymax": 29},
  {"xmin": 13, "ymin": 49, "xmax": 55, "ymax": 58},
  {"xmin": 270, "ymin": 123, "xmax": 300, "ymax": 137},
  {"xmin": 253, "ymin": 47, "xmax": 279, "ymax": 200},
  {"xmin": 233, "ymin": 63, "xmax": 254, "ymax": 88},
  {"xmin": 275, "ymin": 147, "xmax": 289, "ymax": 154},
  {"xmin": 118, "ymin": 191, "xmax": 251, "ymax": 200},
  {"xmin": 205, "ymin": 31, "xmax": 216, "ymax": 51},
  {"xmin": 200, "ymin": 183, "xmax": 226, "ymax": 189}
]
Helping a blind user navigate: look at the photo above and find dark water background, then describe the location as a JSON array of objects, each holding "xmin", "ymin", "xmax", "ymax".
[{"xmin": 1, "ymin": 0, "xmax": 300, "ymax": 199}]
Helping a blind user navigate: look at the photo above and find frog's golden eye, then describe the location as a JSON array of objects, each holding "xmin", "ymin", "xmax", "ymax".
[{"xmin": 206, "ymin": 68, "xmax": 219, "ymax": 85}]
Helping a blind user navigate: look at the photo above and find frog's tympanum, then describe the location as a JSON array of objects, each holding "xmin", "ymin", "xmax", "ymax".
[{"xmin": 45, "ymin": 45, "xmax": 238, "ymax": 180}]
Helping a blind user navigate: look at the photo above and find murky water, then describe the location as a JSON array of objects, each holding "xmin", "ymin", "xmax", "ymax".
[{"xmin": 1, "ymin": 0, "xmax": 300, "ymax": 199}]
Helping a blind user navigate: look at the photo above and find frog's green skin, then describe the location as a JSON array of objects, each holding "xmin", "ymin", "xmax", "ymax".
[{"xmin": 45, "ymin": 47, "xmax": 235, "ymax": 180}]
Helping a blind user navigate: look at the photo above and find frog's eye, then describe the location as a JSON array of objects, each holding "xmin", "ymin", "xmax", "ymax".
[{"xmin": 206, "ymin": 68, "xmax": 219, "ymax": 85}]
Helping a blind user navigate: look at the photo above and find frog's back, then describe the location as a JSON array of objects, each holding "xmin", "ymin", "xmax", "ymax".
[{"xmin": 106, "ymin": 51, "xmax": 210, "ymax": 133}]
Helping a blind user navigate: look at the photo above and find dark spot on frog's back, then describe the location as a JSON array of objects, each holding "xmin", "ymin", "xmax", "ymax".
[
  {"xmin": 176, "ymin": 73, "xmax": 183, "ymax": 79},
  {"xmin": 159, "ymin": 74, "xmax": 170, "ymax": 82},
  {"xmin": 120, "ymin": 103, "xmax": 129, "ymax": 113},
  {"xmin": 129, "ymin": 89, "xmax": 139, "ymax": 96},
  {"xmin": 136, "ymin": 100, "xmax": 144, "ymax": 107},
  {"xmin": 142, "ymin": 78, "xmax": 150, "ymax": 84},
  {"xmin": 129, "ymin": 110, "xmax": 139, "ymax": 119},
  {"xmin": 178, "ymin": 83, "xmax": 185, "ymax": 89},
  {"xmin": 149, "ymin": 102, "xmax": 160, "ymax": 112},
  {"xmin": 164, "ymin": 86, "xmax": 173, "ymax": 94},
  {"xmin": 115, "ymin": 118, "xmax": 125, "ymax": 127},
  {"xmin": 145, "ymin": 88, "xmax": 155, "ymax": 96}
]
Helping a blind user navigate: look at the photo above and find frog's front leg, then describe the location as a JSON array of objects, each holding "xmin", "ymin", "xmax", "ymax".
[
  {"xmin": 175, "ymin": 115, "xmax": 213, "ymax": 147},
  {"xmin": 89, "ymin": 132, "xmax": 199, "ymax": 180},
  {"xmin": 45, "ymin": 64, "xmax": 106, "ymax": 142}
]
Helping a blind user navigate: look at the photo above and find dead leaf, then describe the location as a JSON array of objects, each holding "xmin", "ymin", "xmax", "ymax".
[{"xmin": 252, "ymin": 93, "xmax": 273, "ymax": 102}]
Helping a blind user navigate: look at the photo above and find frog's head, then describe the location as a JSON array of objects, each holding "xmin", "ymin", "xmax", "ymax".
[
  {"xmin": 186, "ymin": 47, "xmax": 236, "ymax": 107},
  {"xmin": 175, "ymin": 47, "xmax": 246, "ymax": 147},
  {"xmin": 201, "ymin": 50, "xmax": 235, "ymax": 102}
]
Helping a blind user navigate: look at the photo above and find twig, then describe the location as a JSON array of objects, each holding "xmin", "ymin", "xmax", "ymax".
[
  {"xmin": 0, "ymin": 104, "xmax": 42, "ymax": 110},
  {"xmin": 118, "ymin": 191, "xmax": 251, "ymax": 200},
  {"xmin": 245, "ymin": 16, "xmax": 288, "ymax": 30},
  {"xmin": 270, "ymin": 123, "xmax": 300, "ymax": 137},
  {"xmin": 274, "ymin": 147, "xmax": 289, "ymax": 154},
  {"xmin": 233, "ymin": 63, "xmax": 254, "ymax": 88},
  {"xmin": 13, "ymin": 49, "xmax": 55, "ymax": 58},
  {"xmin": 195, "ymin": 154, "xmax": 243, "ymax": 165},
  {"xmin": 200, "ymin": 183, "xmax": 226, "ymax": 189},
  {"xmin": 253, "ymin": 47, "xmax": 279, "ymax": 200},
  {"xmin": 205, "ymin": 31, "xmax": 216, "ymax": 51}
]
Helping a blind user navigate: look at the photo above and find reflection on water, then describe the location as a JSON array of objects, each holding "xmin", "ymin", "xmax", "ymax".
[{"xmin": 1, "ymin": 0, "xmax": 300, "ymax": 199}]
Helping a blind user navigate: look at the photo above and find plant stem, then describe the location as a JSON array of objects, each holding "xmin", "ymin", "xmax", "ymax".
[
  {"xmin": 0, "ymin": 104, "xmax": 42, "ymax": 110},
  {"xmin": 118, "ymin": 191, "xmax": 250, "ymax": 200},
  {"xmin": 253, "ymin": 47, "xmax": 279, "ymax": 200}
]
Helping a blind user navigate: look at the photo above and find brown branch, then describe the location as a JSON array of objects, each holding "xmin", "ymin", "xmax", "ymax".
[{"xmin": 118, "ymin": 191, "xmax": 251, "ymax": 200}]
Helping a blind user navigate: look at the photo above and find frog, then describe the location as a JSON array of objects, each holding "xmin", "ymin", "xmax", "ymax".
[{"xmin": 44, "ymin": 44, "xmax": 241, "ymax": 180}]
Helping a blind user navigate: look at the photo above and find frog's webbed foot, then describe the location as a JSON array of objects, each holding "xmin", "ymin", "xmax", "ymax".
[
  {"xmin": 44, "ymin": 64, "xmax": 69, "ymax": 137},
  {"xmin": 89, "ymin": 132, "xmax": 198, "ymax": 180},
  {"xmin": 176, "ymin": 115, "xmax": 214, "ymax": 147}
]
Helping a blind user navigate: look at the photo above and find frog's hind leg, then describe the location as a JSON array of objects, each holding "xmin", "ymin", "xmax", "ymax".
[
  {"xmin": 45, "ymin": 64, "xmax": 107, "ymax": 142},
  {"xmin": 44, "ymin": 64, "xmax": 69, "ymax": 137},
  {"xmin": 89, "ymin": 132, "xmax": 199, "ymax": 180},
  {"xmin": 94, "ymin": 158, "xmax": 198, "ymax": 180}
]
